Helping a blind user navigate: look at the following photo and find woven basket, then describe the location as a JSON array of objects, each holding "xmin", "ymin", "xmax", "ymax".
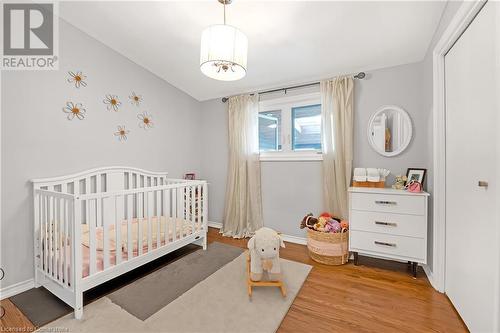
[{"xmin": 306, "ymin": 228, "xmax": 349, "ymax": 265}]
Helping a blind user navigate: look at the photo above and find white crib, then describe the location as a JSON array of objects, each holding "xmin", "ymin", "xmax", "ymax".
[{"xmin": 32, "ymin": 166, "xmax": 208, "ymax": 319}]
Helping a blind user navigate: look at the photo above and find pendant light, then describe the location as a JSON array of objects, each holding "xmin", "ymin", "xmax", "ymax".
[{"xmin": 200, "ymin": 0, "xmax": 248, "ymax": 81}]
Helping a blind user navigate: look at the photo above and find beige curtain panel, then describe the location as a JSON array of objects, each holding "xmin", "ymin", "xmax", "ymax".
[
  {"xmin": 221, "ymin": 94, "xmax": 264, "ymax": 238},
  {"xmin": 320, "ymin": 77, "xmax": 354, "ymax": 219}
]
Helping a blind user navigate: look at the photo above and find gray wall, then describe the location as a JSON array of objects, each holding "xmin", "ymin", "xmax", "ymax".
[
  {"xmin": 0, "ymin": 20, "xmax": 202, "ymax": 289},
  {"xmin": 200, "ymin": 61, "xmax": 429, "ymax": 239}
]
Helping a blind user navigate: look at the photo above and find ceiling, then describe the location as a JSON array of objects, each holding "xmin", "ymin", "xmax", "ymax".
[{"xmin": 60, "ymin": 1, "xmax": 446, "ymax": 101}]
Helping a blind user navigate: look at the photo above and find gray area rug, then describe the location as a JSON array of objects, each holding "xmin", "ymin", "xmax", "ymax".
[
  {"xmin": 107, "ymin": 241, "xmax": 244, "ymax": 320},
  {"xmin": 9, "ymin": 287, "xmax": 72, "ymax": 327},
  {"xmin": 43, "ymin": 253, "xmax": 312, "ymax": 333}
]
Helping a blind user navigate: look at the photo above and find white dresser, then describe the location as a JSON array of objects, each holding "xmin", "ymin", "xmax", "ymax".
[{"xmin": 348, "ymin": 187, "xmax": 429, "ymax": 277}]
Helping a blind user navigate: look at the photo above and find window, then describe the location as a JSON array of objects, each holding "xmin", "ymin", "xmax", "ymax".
[
  {"xmin": 292, "ymin": 104, "xmax": 321, "ymax": 151},
  {"xmin": 258, "ymin": 93, "xmax": 322, "ymax": 161},
  {"xmin": 258, "ymin": 110, "xmax": 282, "ymax": 151}
]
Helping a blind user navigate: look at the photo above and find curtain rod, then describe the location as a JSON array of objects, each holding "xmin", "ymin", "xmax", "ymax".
[{"xmin": 221, "ymin": 72, "xmax": 366, "ymax": 103}]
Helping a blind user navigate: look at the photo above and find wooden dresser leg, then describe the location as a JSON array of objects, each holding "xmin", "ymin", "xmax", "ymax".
[
  {"xmin": 353, "ymin": 252, "xmax": 359, "ymax": 266},
  {"xmin": 412, "ymin": 262, "xmax": 417, "ymax": 278}
]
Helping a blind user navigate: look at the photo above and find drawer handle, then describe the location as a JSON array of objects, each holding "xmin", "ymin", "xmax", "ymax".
[
  {"xmin": 374, "ymin": 241, "xmax": 396, "ymax": 247},
  {"xmin": 375, "ymin": 200, "xmax": 397, "ymax": 205},
  {"xmin": 374, "ymin": 221, "xmax": 398, "ymax": 227}
]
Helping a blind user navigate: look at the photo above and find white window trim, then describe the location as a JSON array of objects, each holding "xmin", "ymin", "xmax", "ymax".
[
  {"xmin": 260, "ymin": 151, "xmax": 323, "ymax": 161},
  {"xmin": 259, "ymin": 92, "xmax": 322, "ymax": 161}
]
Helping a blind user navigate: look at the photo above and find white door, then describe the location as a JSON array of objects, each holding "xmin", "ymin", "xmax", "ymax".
[{"xmin": 445, "ymin": 2, "xmax": 499, "ymax": 332}]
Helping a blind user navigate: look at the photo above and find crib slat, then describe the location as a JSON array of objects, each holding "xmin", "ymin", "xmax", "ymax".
[
  {"xmin": 101, "ymin": 197, "xmax": 110, "ymax": 270},
  {"xmin": 68, "ymin": 199, "xmax": 74, "ymax": 287},
  {"xmin": 55, "ymin": 197, "xmax": 60, "ymax": 280},
  {"xmin": 156, "ymin": 190, "xmax": 161, "ymax": 248},
  {"xmin": 202, "ymin": 183, "xmax": 208, "ymax": 232},
  {"xmin": 43, "ymin": 195, "xmax": 48, "ymax": 273},
  {"xmin": 179, "ymin": 188, "xmax": 184, "ymax": 239},
  {"xmin": 35, "ymin": 193, "xmax": 41, "ymax": 272},
  {"xmin": 88, "ymin": 199, "xmax": 97, "ymax": 276},
  {"xmin": 53, "ymin": 196, "xmax": 58, "ymax": 277},
  {"xmin": 58, "ymin": 198, "xmax": 64, "ymax": 284},
  {"xmin": 115, "ymin": 196, "xmax": 123, "ymax": 265},
  {"xmin": 48, "ymin": 196, "xmax": 54, "ymax": 275},
  {"xmin": 47, "ymin": 195, "xmax": 51, "ymax": 275},
  {"xmin": 127, "ymin": 194, "xmax": 133, "ymax": 260},
  {"xmin": 182, "ymin": 187, "xmax": 186, "ymax": 238},
  {"xmin": 73, "ymin": 196, "xmax": 81, "ymax": 287},
  {"xmin": 185, "ymin": 187, "xmax": 189, "ymax": 237},
  {"xmin": 172, "ymin": 189, "xmax": 177, "ymax": 242},
  {"xmin": 137, "ymin": 192, "xmax": 143, "ymax": 256},
  {"xmin": 57, "ymin": 198, "xmax": 63, "ymax": 283},
  {"xmin": 191, "ymin": 186, "xmax": 196, "ymax": 235},
  {"xmin": 63, "ymin": 198, "xmax": 69, "ymax": 286},
  {"xmin": 183, "ymin": 187, "xmax": 188, "ymax": 238},
  {"xmin": 184, "ymin": 187, "xmax": 188, "ymax": 238},
  {"xmin": 197, "ymin": 185, "xmax": 201, "ymax": 231},
  {"xmin": 147, "ymin": 191, "xmax": 152, "ymax": 251},
  {"xmin": 164, "ymin": 189, "xmax": 170, "ymax": 244}
]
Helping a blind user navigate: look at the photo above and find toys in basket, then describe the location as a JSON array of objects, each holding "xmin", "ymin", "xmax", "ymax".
[{"xmin": 300, "ymin": 212, "xmax": 349, "ymax": 265}]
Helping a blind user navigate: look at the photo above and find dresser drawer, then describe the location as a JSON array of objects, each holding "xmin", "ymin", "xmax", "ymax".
[
  {"xmin": 350, "ymin": 210, "xmax": 426, "ymax": 238},
  {"xmin": 350, "ymin": 192, "xmax": 426, "ymax": 215},
  {"xmin": 350, "ymin": 230, "xmax": 426, "ymax": 261}
]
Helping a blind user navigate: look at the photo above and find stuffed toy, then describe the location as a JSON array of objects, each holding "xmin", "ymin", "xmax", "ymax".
[
  {"xmin": 248, "ymin": 227, "xmax": 285, "ymax": 281},
  {"xmin": 324, "ymin": 220, "xmax": 334, "ymax": 232},
  {"xmin": 300, "ymin": 213, "xmax": 318, "ymax": 229},
  {"xmin": 319, "ymin": 212, "xmax": 332, "ymax": 218},
  {"xmin": 340, "ymin": 220, "xmax": 349, "ymax": 229},
  {"xmin": 327, "ymin": 219, "xmax": 342, "ymax": 233},
  {"xmin": 314, "ymin": 216, "xmax": 329, "ymax": 232},
  {"xmin": 392, "ymin": 175, "xmax": 408, "ymax": 190}
]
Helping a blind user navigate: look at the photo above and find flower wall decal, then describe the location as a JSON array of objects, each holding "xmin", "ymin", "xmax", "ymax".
[
  {"xmin": 138, "ymin": 112, "xmax": 153, "ymax": 129},
  {"xmin": 103, "ymin": 94, "xmax": 121, "ymax": 112},
  {"xmin": 62, "ymin": 102, "xmax": 86, "ymax": 120},
  {"xmin": 129, "ymin": 92, "xmax": 143, "ymax": 106},
  {"xmin": 67, "ymin": 71, "xmax": 87, "ymax": 88},
  {"xmin": 114, "ymin": 125, "xmax": 130, "ymax": 141}
]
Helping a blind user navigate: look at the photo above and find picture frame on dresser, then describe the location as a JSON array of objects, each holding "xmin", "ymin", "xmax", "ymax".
[
  {"xmin": 405, "ymin": 168, "xmax": 427, "ymax": 187},
  {"xmin": 348, "ymin": 187, "xmax": 430, "ymax": 278}
]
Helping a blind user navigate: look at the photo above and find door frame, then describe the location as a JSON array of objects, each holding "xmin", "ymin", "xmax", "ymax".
[{"xmin": 432, "ymin": 0, "xmax": 486, "ymax": 293}]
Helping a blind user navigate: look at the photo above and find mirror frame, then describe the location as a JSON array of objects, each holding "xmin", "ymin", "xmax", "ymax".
[{"xmin": 367, "ymin": 105, "xmax": 413, "ymax": 157}]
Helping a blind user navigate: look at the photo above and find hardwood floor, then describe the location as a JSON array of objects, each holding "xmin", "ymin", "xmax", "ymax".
[
  {"xmin": 0, "ymin": 299, "xmax": 34, "ymax": 330},
  {"xmin": 1, "ymin": 227, "xmax": 467, "ymax": 332}
]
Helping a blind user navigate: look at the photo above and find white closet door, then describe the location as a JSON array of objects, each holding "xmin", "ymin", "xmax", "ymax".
[{"xmin": 445, "ymin": 2, "xmax": 499, "ymax": 332}]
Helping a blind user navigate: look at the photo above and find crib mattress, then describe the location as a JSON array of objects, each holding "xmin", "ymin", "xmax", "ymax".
[
  {"xmin": 41, "ymin": 217, "xmax": 200, "ymax": 279},
  {"xmin": 82, "ymin": 217, "xmax": 199, "ymax": 277}
]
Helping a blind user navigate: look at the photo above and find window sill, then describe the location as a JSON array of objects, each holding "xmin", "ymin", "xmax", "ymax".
[{"xmin": 259, "ymin": 152, "xmax": 323, "ymax": 162}]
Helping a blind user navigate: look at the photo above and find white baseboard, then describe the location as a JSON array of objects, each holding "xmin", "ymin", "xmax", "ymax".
[
  {"xmin": 0, "ymin": 279, "xmax": 34, "ymax": 300},
  {"xmin": 208, "ymin": 221, "xmax": 223, "ymax": 229},
  {"xmin": 280, "ymin": 234, "xmax": 307, "ymax": 245},
  {"xmin": 422, "ymin": 264, "xmax": 438, "ymax": 290},
  {"xmin": 207, "ymin": 221, "xmax": 308, "ymax": 245}
]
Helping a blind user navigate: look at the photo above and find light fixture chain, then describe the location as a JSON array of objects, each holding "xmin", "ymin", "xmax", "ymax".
[{"xmin": 223, "ymin": 1, "xmax": 226, "ymax": 25}]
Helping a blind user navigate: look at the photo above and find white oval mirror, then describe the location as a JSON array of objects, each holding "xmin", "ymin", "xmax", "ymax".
[{"xmin": 367, "ymin": 105, "xmax": 412, "ymax": 157}]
